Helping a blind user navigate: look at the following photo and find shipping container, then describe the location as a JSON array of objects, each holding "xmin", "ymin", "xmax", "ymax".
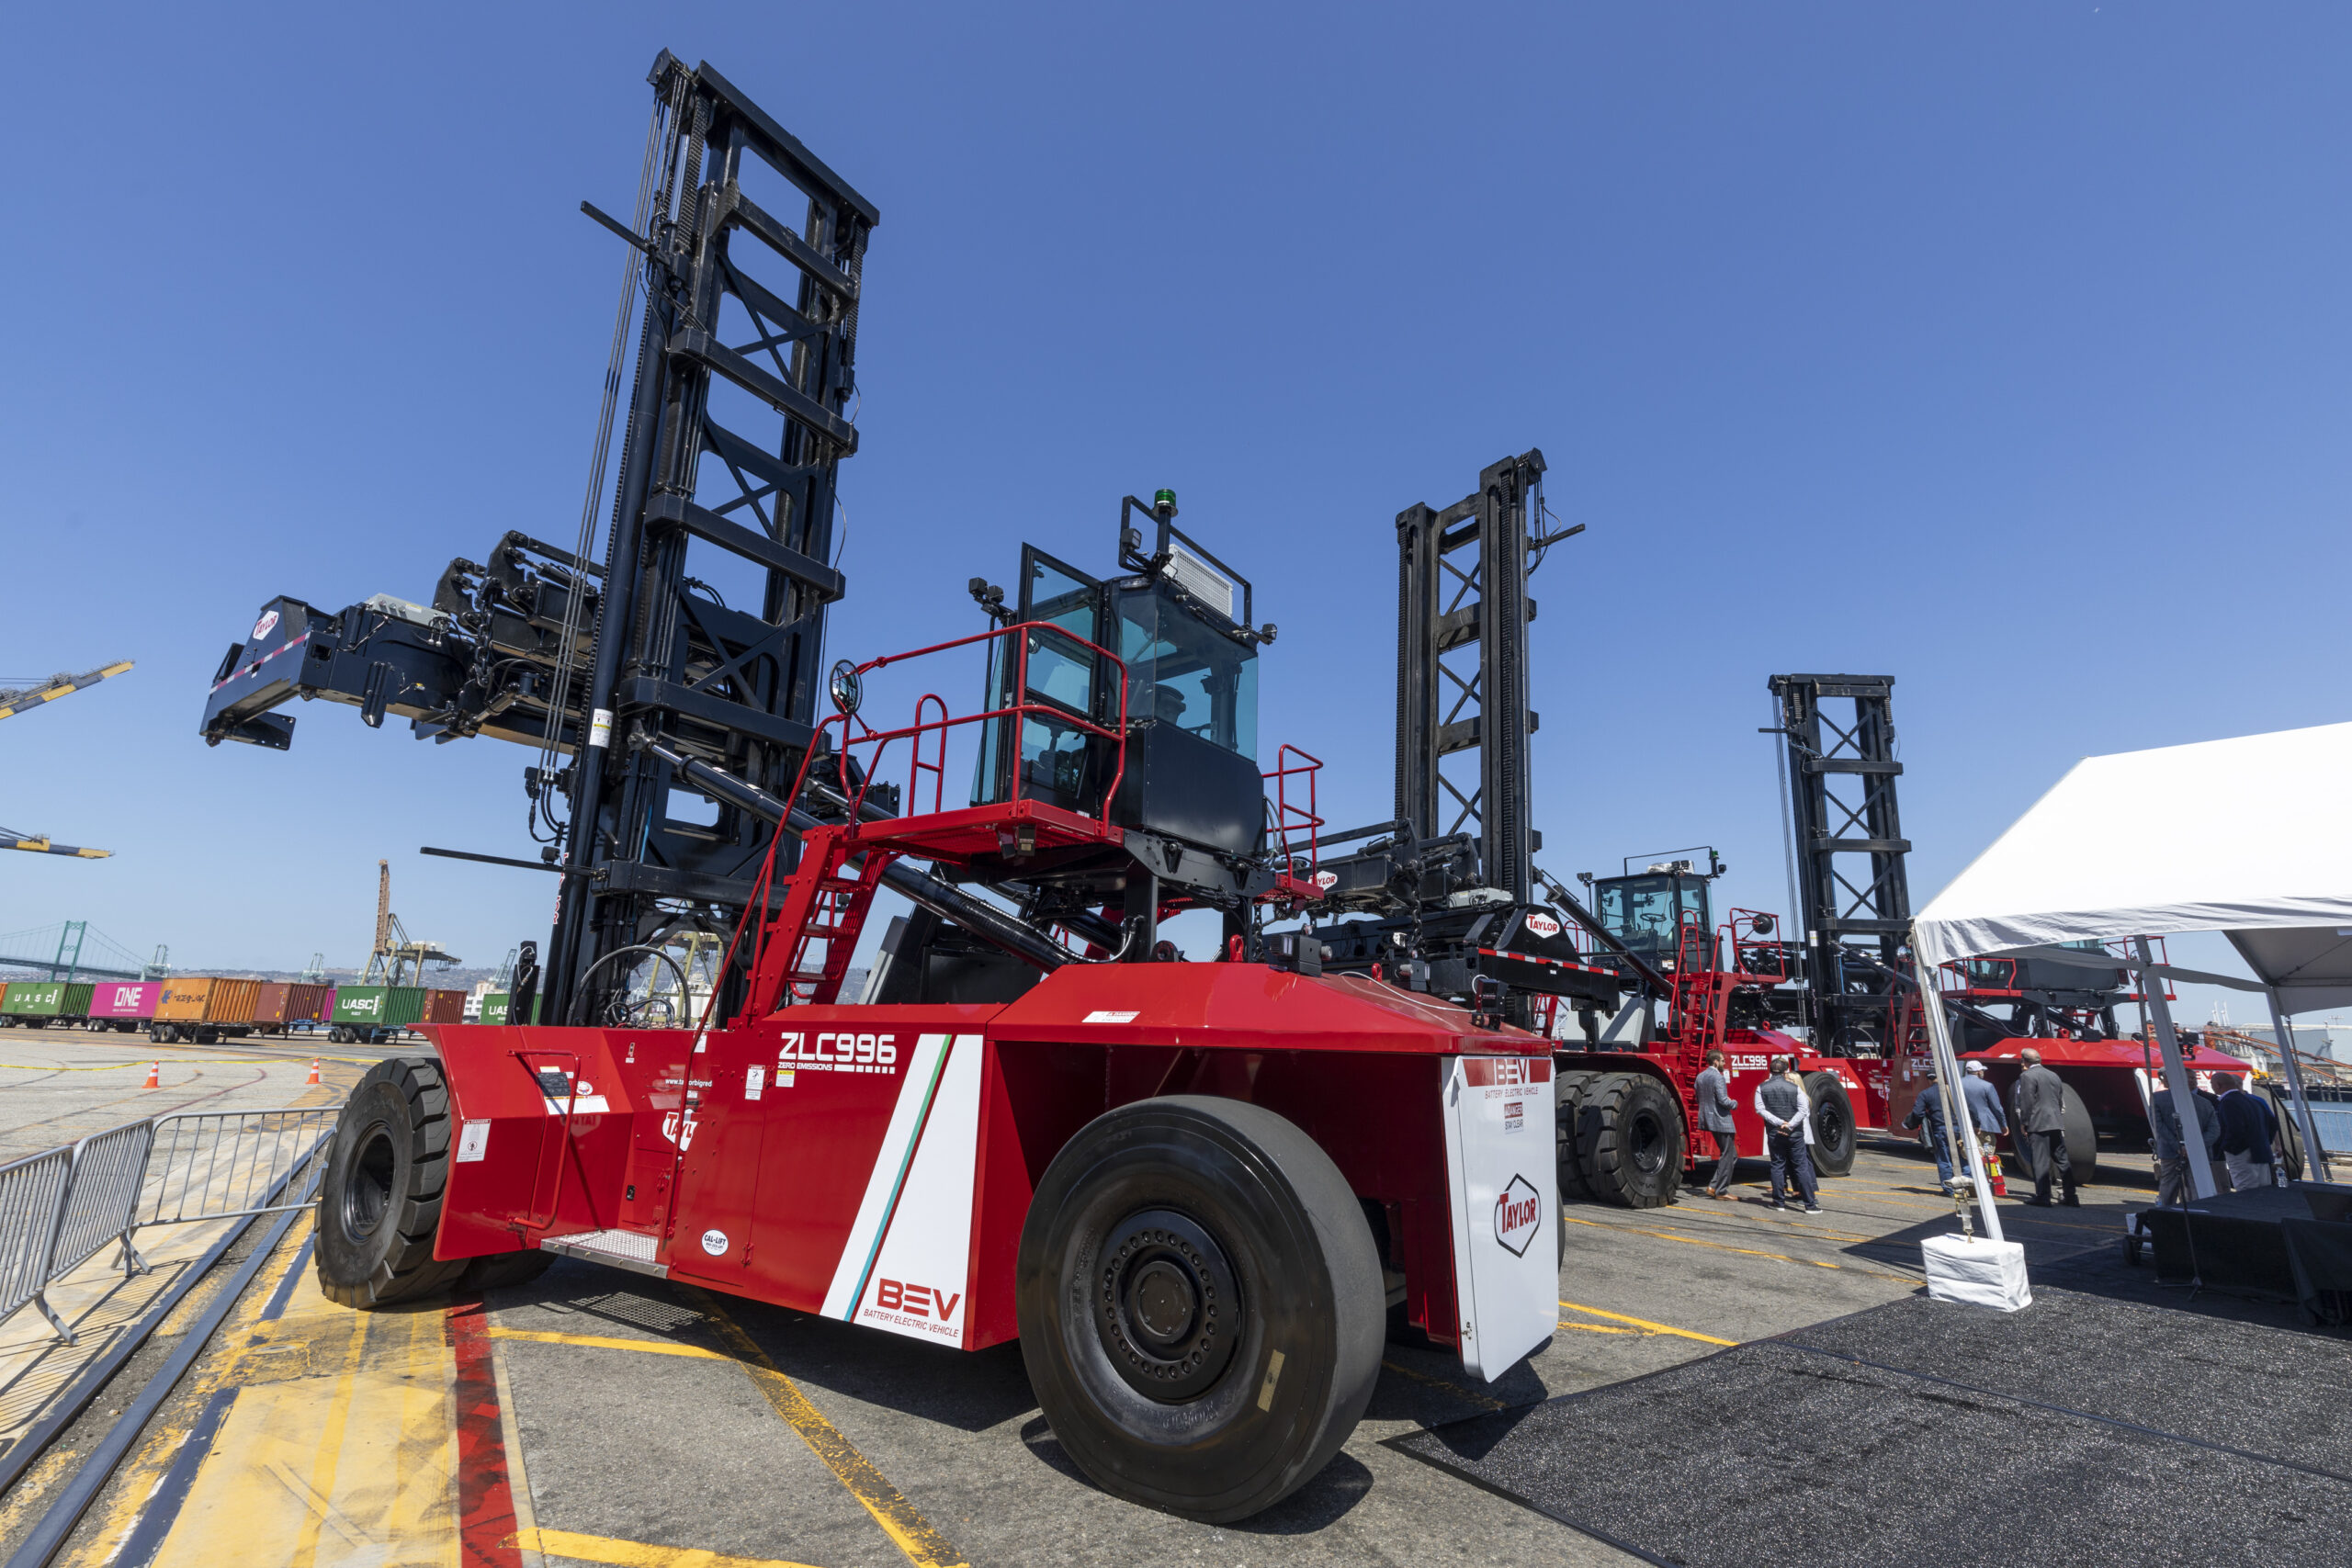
[
  {"xmin": 327, "ymin": 985, "xmax": 426, "ymax": 1043},
  {"xmin": 0, "ymin": 981, "xmax": 95, "ymax": 1027},
  {"xmin": 86, "ymin": 980, "xmax": 161, "ymax": 1032},
  {"xmin": 478, "ymin": 992, "xmax": 509, "ymax": 1025},
  {"xmin": 254, "ymin": 981, "xmax": 334, "ymax": 1034},
  {"xmin": 423, "ymin": 989, "xmax": 467, "ymax": 1025},
  {"xmin": 151, "ymin": 977, "xmax": 263, "ymax": 1043}
]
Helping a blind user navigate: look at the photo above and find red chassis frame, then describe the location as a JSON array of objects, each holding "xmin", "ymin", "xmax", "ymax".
[{"xmin": 424, "ymin": 968, "xmax": 1553, "ymax": 1355}]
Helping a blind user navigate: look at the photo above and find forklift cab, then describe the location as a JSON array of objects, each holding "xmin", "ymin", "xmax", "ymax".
[
  {"xmin": 975, "ymin": 505, "xmax": 1267, "ymax": 857},
  {"xmin": 1591, "ymin": 869, "xmax": 1712, "ymax": 966}
]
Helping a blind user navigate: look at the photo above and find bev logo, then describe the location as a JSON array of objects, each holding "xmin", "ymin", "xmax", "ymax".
[
  {"xmin": 874, "ymin": 1277, "xmax": 961, "ymax": 1323},
  {"xmin": 1493, "ymin": 1174, "xmax": 1542, "ymax": 1258}
]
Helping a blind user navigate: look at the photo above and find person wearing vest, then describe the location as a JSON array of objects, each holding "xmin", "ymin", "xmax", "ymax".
[{"xmin": 1754, "ymin": 1056, "xmax": 1821, "ymax": 1213}]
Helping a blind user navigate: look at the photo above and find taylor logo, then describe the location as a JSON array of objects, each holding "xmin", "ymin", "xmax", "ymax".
[
  {"xmin": 252, "ymin": 609, "xmax": 279, "ymax": 642},
  {"xmin": 1493, "ymin": 1175, "xmax": 1542, "ymax": 1257},
  {"xmin": 1311, "ymin": 870, "xmax": 1339, "ymax": 890},
  {"xmin": 1524, "ymin": 912, "xmax": 1562, "ymax": 939}
]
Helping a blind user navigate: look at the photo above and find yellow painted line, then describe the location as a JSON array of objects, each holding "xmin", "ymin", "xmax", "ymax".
[
  {"xmin": 681, "ymin": 1286, "xmax": 968, "ymax": 1568},
  {"xmin": 505, "ymin": 1529, "xmax": 824, "ymax": 1568},
  {"xmin": 287, "ymin": 1299, "xmax": 370, "ymax": 1567},
  {"xmin": 489, "ymin": 1326, "xmax": 730, "ymax": 1360},
  {"xmin": 1555, "ymin": 1319, "xmax": 1636, "ymax": 1335},
  {"xmin": 1380, "ymin": 1358, "xmax": 1510, "ymax": 1410},
  {"xmin": 1556, "ymin": 1296, "xmax": 1737, "ymax": 1347},
  {"xmin": 1564, "ymin": 1211, "xmax": 1918, "ymax": 1284}
]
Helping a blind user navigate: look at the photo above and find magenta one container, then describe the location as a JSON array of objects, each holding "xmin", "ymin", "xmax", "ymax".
[{"xmin": 86, "ymin": 981, "xmax": 161, "ymax": 1021}]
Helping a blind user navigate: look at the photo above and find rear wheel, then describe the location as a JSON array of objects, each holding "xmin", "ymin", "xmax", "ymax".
[
  {"xmin": 1555, "ymin": 1067, "xmax": 1597, "ymax": 1201},
  {"xmin": 2005, "ymin": 1079, "xmax": 2099, "ymax": 1186},
  {"xmin": 315, "ymin": 1057, "xmax": 467, "ymax": 1308},
  {"xmin": 1016, "ymin": 1096, "xmax": 1383, "ymax": 1523},
  {"xmin": 1804, "ymin": 1072, "xmax": 1858, "ymax": 1178},
  {"xmin": 1575, "ymin": 1072, "xmax": 1685, "ymax": 1209}
]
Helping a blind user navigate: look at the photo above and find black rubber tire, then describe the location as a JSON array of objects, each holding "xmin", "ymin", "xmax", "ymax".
[
  {"xmin": 1574, "ymin": 1071, "xmax": 1685, "ymax": 1209},
  {"xmin": 1554, "ymin": 1067, "xmax": 1597, "ymax": 1201},
  {"xmin": 2260, "ymin": 1085, "xmax": 2306, "ymax": 1182},
  {"xmin": 1803, "ymin": 1072, "xmax": 1858, "ymax": 1179},
  {"xmin": 2005, "ymin": 1079, "xmax": 2099, "ymax": 1187},
  {"xmin": 1015, "ymin": 1095, "xmax": 1384, "ymax": 1523},
  {"xmin": 460, "ymin": 1249, "xmax": 556, "ymax": 1293},
  {"xmin": 315, "ymin": 1057, "xmax": 467, "ymax": 1309}
]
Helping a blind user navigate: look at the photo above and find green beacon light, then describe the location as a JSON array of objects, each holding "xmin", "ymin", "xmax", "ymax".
[{"xmin": 1153, "ymin": 488, "xmax": 1178, "ymax": 515}]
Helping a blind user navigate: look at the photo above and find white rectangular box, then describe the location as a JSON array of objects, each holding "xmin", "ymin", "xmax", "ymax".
[{"xmin": 1922, "ymin": 1233, "xmax": 2031, "ymax": 1312}]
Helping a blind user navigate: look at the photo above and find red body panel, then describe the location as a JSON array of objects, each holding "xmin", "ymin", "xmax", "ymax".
[{"xmin": 428, "ymin": 967, "xmax": 1536, "ymax": 1354}]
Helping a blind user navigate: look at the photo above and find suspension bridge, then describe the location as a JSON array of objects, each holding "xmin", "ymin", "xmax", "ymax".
[{"xmin": 0, "ymin": 922, "xmax": 164, "ymax": 982}]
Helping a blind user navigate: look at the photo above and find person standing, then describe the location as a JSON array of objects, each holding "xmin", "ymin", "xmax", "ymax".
[
  {"xmin": 1755, "ymin": 1055, "xmax": 1822, "ymax": 1213},
  {"xmin": 1694, "ymin": 1049, "xmax": 1739, "ymax": 1199},
  {"xmin": 2149, "ymin": 1080, "xmax": 2219, "ymax": 1207},
  {"xmin": 2013, "ymin": 1048, "xmax": 2077, "ymax": 1207},
  {"xmin": 2213, "ymin": 1073, "xmax": 2282, "ymax": 1190},
  {"xmin": 1903, "ymin": 1079, "xmax": 1961, "ymax": 1191}
]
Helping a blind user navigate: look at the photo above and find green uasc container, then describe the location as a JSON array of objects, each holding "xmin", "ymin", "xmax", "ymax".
[
  {"xmin": 330, "ymin": 986, "xmax": 426, "ymax": 1029},
  {"xmin": 479, "ymin": 993, "xmax": 510, "ymax": 1025},
  {"xmin": 1, "ymin": 981, "xmax": 94, "ymax": 1018}
]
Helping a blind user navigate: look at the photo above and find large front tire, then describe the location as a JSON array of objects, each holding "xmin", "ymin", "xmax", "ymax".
[
  {"xmin": 1016, "ymin": 1096, "xmax": 1383, "ymax": 1523},
  {"xmin": 1574, "ymin": 1071, "xmax": 1685, "ymax": 1209},
  {"xmin": 1804, "ymin": 1072, "xmax": 1858, "ymax": 1178},
  {"xmin": 315, "ymin": 1057, "xmax": 468, "ymax": 1308}
]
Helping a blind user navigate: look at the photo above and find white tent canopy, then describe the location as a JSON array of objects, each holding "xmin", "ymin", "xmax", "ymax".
[
  {"xmin": 2226, "ymin": 927, "xmax": 2352, "ymax": 1016},
  {"xmin": 1912, "ymin": 719, "xmax": 2352, "ymax": 971}
]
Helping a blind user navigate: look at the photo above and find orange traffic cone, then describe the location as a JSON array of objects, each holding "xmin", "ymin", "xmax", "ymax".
[
  {"xmin": 306, "ymin": 1058, "xmax": 321, "ymax": 1086},
  {"xmin": 142, "ymin": 1061, "xmax": 161, "ymax": 1089}
]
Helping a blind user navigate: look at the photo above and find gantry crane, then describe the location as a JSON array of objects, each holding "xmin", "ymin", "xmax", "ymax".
[{"xmin": 1, "ymin": 660, "xmax": 133, "ymax": 856}]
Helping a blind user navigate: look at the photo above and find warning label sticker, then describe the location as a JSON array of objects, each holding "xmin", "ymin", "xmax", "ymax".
[
  {"xmin": 1083, "ymin": 1010, "xmax": 1140, "ymax": 1024},
  {"xmin": 456, "ymin": 1120, "xmax": 490, "ymax": 1163}
]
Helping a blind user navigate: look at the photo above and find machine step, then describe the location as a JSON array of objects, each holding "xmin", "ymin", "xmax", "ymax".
[{"xmin": 536, "ymin": 1227, "xmax": 668, "ymax": 1278}]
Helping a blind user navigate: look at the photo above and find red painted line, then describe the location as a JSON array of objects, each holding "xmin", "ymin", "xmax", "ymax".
[{"xmin": 447, "ymin": 1300, "xmax": 524, "ymax": 1568}]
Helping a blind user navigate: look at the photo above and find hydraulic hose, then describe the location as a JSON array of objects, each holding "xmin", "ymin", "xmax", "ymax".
[{"xmin": 640, "ymin": 739, "xmax": 1072, "ymax": 972}]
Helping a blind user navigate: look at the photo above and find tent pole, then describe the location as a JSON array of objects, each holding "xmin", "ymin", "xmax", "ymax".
[
  {"xmin": 2135, "ymin": 936, "xmax": 2219, "ymax": 1201},
  {"xmin": 2263, "ymin": 987, "xmax": 2331, "ymax": 1182},
  {"xmin": 1912, "ymin": 929, "xmax": 2005, "ymax": 1244}
]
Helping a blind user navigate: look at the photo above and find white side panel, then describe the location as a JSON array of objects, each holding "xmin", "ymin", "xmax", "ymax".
[
  {"xmin": 820, "ymin": 1032, "xmax": 952, "ymax": 1319},
  {"xmin": 853, "ymin": 1034, "xmax": 984, "ymax": 1348},
  {"xmin": 1442, "ymin": 1055, "xmax": 1558, "ymax": 1381}
]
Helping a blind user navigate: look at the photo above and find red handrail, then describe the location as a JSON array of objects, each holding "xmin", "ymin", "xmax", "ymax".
[
  {"xmin": 781, "ymin": 620, "xmax": 1132, "ymax": 832},
  {"xmin": 1265, "ymin": 743, "xmax": 1324, "ymax": 871}
]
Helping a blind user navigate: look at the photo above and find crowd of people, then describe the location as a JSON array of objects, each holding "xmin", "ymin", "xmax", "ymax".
[{"xmin": 1688, "ymin": 1048, "xmax": 2292, "ymax": 1208}]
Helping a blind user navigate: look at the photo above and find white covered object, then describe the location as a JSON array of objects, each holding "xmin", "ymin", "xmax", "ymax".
[
  {"xmin": 1922, "ymin": 1234, "xmax": 2032, "ymax": 1312},
  {"xmin": 1911, "ymin": 720, "xmax": 2352, "ymax": 969}
]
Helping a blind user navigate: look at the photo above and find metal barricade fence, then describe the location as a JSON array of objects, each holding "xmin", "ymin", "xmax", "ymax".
[
  {"xmin": 0, "ymin": 1101, "xmax": 341, "ymax": 1344},
  {"xmin": 0, "ymin": 1147, "xmax": 75, "ymax": 1338},
  {"xmin": 139, "ymin": 1109, "xmax": 338, "ymax": 1229}
]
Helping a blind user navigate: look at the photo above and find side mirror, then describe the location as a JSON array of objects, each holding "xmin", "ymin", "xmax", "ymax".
[{"xmin": 828, "ymin": 659, "xmax": 863, "ymax": 716}]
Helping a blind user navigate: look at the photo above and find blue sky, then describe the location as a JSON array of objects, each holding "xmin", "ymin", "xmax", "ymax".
[{"xmin": 2, "ymin": 4, "xmax": 2346, "ymax": 1023}]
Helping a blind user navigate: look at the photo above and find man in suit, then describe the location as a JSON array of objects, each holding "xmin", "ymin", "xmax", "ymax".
[
  {"xmin": 2212, "ymin": 1072, "xmax": 2282, "ymax": 1190},
  {"xmin": 2014, "ymin": 1048, "xmax": 2077, "ymax": 1207},
  {"xmin": 1755, "ymin": 1056, "xmax": 1822, "ymax": 1214},
  {"xmin": 1694, "ymin": 1049, "xmax": 1739, "ymax": 1200}
]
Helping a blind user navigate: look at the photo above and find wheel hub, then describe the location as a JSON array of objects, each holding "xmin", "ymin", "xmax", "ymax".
[
  {"xmin": 343, "ymin": 1125, "xmax": 396, "ymax": 1239},
  {"xmin": 1095, "ymin": 1209, "xmax": 1239, "ymax": 1404}
]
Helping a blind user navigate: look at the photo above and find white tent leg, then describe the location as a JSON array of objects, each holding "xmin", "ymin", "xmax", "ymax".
[
  {"xmin": 2136, "ymin": 936, "xmax": 2219, "ymax": 1201},
  {"xmin": 1915, "ymin": 948, "xmax": 2005, "ymax": 1244},
  {"xmin": 2264, "ymin": 987, "xmax": 2332, "ymax": 1182}
]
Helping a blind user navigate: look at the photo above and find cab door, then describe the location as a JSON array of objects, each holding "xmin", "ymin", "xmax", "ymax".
[{"xmin": 978, "ymin": 547, "xmax": 1108, "ymax": 810}]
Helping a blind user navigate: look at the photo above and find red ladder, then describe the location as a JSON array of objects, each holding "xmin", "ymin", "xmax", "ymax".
[{"xmin": 748, "ymin": 824, "xmax": 901, "ymax": 1011}]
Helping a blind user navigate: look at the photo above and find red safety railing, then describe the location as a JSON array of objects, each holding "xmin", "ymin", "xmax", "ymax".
[
  {"xmin": 1264, "ymin": 743, "xmax": 1324, "ymax": 874},
  {"xmin": 782, "ymin": 619, "xmax": 1131, "ymax": 832}
]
